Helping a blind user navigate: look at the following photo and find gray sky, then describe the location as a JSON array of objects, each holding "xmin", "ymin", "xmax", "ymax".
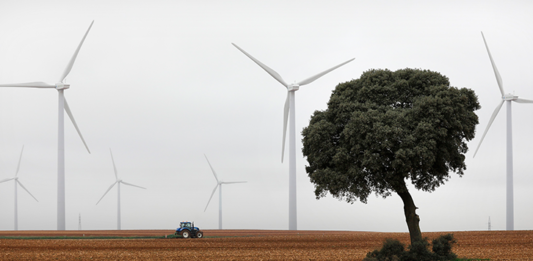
[{"xmin": 0, "ymin": 0, "xmax": 532, "ymax": 232}]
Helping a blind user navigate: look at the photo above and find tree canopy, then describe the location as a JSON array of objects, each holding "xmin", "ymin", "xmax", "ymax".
[{"xmin": 301, "ymin": 68, "xmax": 480, "ymax": 242}]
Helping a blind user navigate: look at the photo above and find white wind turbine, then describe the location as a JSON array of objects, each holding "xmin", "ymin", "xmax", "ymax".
[
  {"xmin": 232, "ymin": 43, "xmax": 354, "ymax": 230},
  {"xmin": 0, "ymin": 21, "xmax": 94, "ymax": 230},
  {"xmin": 96, "ymin": 149, "xmax": 146, "ymax": 230},
  {"xmin": 0, "ymin": 146, "xmax": 38, "ymax": 230},
  {"xmin": 474, "ymin": 32, "xmax": 533, "ymax": 231},
  {"xmin": 203, "ymin": 155, "xmax": 246, "ymax": 230}
]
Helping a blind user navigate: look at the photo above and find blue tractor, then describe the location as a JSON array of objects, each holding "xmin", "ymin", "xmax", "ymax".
[{"xmin": 175, "ymin": 221, "xmax": 204, "ymax": 238}]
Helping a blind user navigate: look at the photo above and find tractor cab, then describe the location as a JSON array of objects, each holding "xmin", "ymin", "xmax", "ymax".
[{"xmin": 180, "ymin": 222, "xmax": 192, "ymax": 229}]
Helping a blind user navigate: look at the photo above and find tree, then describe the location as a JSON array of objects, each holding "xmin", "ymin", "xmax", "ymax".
[{"xmin": 302, "ymin": 68, "xmax": 480, "ymax": 243}]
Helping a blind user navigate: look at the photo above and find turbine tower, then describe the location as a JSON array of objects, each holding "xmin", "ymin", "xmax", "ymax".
[
  {"xmin": 96, "ymin": 149, "xmax": 146, "ymax": 230},
  {"xmin": 203, "ymin": 155, "xmax": 246, "ymax": 230},
  {"xmin": 0, "ymin": 21, "xmax": 94, "ymax": 230},
  {"xmin": 232, "ymin": 43, "xmax": 354, "ymax": 230},
  {"xmin": 474, "ymin": 32, "xmax": 533, "ymax": 230},
  {"xmin": 0, "ymin": 146, "xmax": 39, "ymax": 230}
]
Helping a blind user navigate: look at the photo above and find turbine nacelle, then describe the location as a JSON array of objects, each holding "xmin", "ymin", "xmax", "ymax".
[
  {"xmin": 55, "ymin": 83, "xmax": 70, "ymax": 90},
  {"xmin": 503, "ymin": 94, "xmax": 518, "ymax": 101},
  {"xmin": 287, "ymin": 84, "xmax": 299, "ymax": 92}
]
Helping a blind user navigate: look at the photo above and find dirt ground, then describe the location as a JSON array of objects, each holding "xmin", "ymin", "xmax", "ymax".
[{"xmin": 0, "ymin": 230, "xmax": 532, "ymax": 260}]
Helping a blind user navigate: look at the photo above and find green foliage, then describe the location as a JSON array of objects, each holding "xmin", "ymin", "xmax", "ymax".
[
  {"xmin": 365, "ymin": 238, "xmax": 405, "ymax": 261},
  {"xmin": 402, "ymin": 238, "xmax": 434, "ymax": 261},
  {"xmin": 364, "ymin": 234, "xmax": 459, "ymax": 261},
  {"xmin": 432, "ymin": 234, "xmax": 458, "ymax": 260},
  {"xmin": 302, "ymin": 68, "xmax": 480, "ymax": 203}
]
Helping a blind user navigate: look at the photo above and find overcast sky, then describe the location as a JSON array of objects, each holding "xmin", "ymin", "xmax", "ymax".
[{"xmin": 0, "ymin": 0, "xmax": 532, "ymax": 232}]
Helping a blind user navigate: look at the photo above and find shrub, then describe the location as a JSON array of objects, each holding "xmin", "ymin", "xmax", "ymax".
[
  {"xmin": 364, "ymin": 238, "xmax": 405, "ymax": 261},
  {"xmin": 402, "ymin": 238, "xmax": 435, "ymax": 261},
  {"xmin": 432, "ymin": 234, "xmax": 457, "ymax": 260},
  {"xmin": 364, "ymin": 234, "xmax": 458, "ymax": 261}
]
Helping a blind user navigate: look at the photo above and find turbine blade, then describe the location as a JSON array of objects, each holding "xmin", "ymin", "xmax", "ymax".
[
  {"xmin": 232, "ymin": 43, "xmax": 289, "ymax": 88},
  {"xmin": 120, "ymin": 181, "xmax": 146, "ymax": 189},
  {"xmin": 514, "ymin": 98, "xmax": 533, "ymax": 104},
  {"xmin": 16, "ymin": 180, "xmax": 38, "ymax": 202},
  {"xmin": 0, "ymin": 82, "xmax": 55, "ymax": 88},
  {"xmin": 96, "ymin": 181, "xmax": 117, "ymax": 205},
  {"xmin": 282, "ymin": 92, "xmax": 289, "ymax": 163},
  {"xmin": 481, "ymin": 32, "xmax": 505, "ymax": 96},
  {"xmin": 474, "ymin": 100, "xmax": 505, "ymax": 157},
  {"xmin": 221, "ymin": 181, "xmax": 247, "ymax": 184},
  {"xmin": 0, "ymin": 178, "xmax": 15, "ymax": 183},
  {"xmin": 204, "ymin": 184, "xmax": 219, "ymax": 212},
  {"xmin": 204, "ymin": 154, "xmax": 219, "ymax": 182},
  {"xmin": 297, "ymin": 58, "xmax": 355, "ymax": 86},
  {"xmin": 64, "ymin": 97, "xmax": 91, "ymax": 153},
  {"xmin": 59, "ymin": 20, "xmax": 94, "ymax": 82},
  {"xmin": 110, "ymin": 149, "xmax": 118, "ymax": 180},
  {"xmin": 15, "ymin": 145, "xmax": 24, "ymax": 177}
]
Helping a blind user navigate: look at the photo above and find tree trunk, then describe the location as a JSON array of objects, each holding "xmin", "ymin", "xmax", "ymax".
[{"xmin": 396, "ymin": 180, "xmax": 422, "ymax": 244}]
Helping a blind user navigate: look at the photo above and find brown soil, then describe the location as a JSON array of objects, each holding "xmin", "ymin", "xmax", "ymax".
[{"xmin": 0, "ymin": 230, "xmax": 532, "ymax": 260}]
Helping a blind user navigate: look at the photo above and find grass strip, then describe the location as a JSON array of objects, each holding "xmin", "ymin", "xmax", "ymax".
[
  {"xmin": 454, "ymin": 259, "xmax": 490, "ymax": 261},
  {"xmin": 0, "ymin": 234, "xmax": 219, "ymax": 240}
]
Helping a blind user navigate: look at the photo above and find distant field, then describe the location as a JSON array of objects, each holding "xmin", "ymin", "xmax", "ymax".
[{"xmin": 1, "ymin": 230, "xmax": 532, "ymax": 260}]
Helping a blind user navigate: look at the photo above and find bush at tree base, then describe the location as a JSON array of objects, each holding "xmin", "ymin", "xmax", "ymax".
[
  {"xmin": 365, "ymin": 238, "xmax": 405, "ymax": 261},
  {"xmin": 431, "ymin": 234, "xmax": 457, "ymax": 260},
  {"xmin": 363, "ymin": 234, "xmax": 458, "ymax": 261}
]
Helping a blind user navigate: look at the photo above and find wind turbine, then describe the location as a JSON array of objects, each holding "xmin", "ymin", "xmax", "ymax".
[
  {"xmin": 232, "ymin": 43, "xmax": 354, "ymax": 230},
  {"xmin": 203, "ymin": 155, "xmax": 246, "ymax": 230},
  {"xmin": 0, "ymin": 21, "xmax": 94, "ymax": 230},
  {"xmin": 96, "ymin": 149, "xmax": 146, "ymax": 230},
  {"xmin": 474, "ymin": 32, "xmax": 533, "ymax": 230},
  {"xmin": 0, "ymin": 146, "xmax": 38, "ymax": 230}
]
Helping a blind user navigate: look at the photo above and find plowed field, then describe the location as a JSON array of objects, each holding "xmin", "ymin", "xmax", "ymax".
[{"xmin": 1, "ymin": 230, "xmax": 532, "ymax": 260}]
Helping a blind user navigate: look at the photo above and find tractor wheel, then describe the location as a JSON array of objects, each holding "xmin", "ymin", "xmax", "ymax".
[
  {"xmin": 196, "ymin": 231, "xmax": 204, "ymax": 238},
  {"xmin": 181, "ymin": 230, "xmax": 190, "ymax": 239}
]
